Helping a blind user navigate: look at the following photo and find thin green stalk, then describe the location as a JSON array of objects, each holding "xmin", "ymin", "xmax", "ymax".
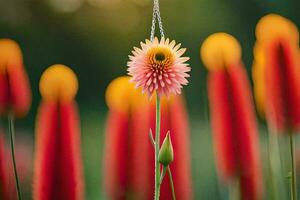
[
  {"xmin": 289, "ymin": 133, "xmax": 297, "ymax": 200},
  {"xmin": 154, "ymin": 94, "xmax": 161, "ymax": 200},
  {"xmin": 167, "ymin": 167, "xmax": 176, "ymax": 200},
  {"xmin": 268, "ymin": 137, "xmax": 277, "ymax": 200},
  {"xmin": 229, "ymin": 178, "xmax": 240, "ymax": 200},
  {"xmin": 160, "ymin": 166, "xmax": 167, "ymax": 184},
  {"xmin": 268, "ymin": 129, "xmax": 284, "ymax": 200},
  {"xmin": 8, "ymin": 114, "xmax": 22, "ymax": 200}
]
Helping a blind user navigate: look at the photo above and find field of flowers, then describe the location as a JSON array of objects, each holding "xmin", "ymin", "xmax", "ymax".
[{"xmin": 1, "ymin": 0, "xmax": 300, "ymax": 200}]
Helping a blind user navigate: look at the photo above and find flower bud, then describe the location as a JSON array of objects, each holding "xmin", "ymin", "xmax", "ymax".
[{"xmin": 158, "ymin": 132, "xmax": 174, "ymax": 166}]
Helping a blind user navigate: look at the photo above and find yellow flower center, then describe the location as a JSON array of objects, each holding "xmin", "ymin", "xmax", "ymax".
[
  {"xmin": 39, "ymin": 64, "xmax": 78, "ymax": 102},
  {"xmin": 148, "ymin": 46, "xmax": 174, "ymax": 71},
  {"xmin": 0, "ymin": 39, "xmax": 23, "ymax": 74},
  {"xmin": 200, "ymin": 32, "xmax": 241, "ymax": 70}
]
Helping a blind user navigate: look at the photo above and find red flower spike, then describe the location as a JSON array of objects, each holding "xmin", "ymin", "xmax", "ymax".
[
  {"xmin": 254, "ymin": 14, "xmax": 300, "ymax": 132},
  {"xmin": 201, "ymin": 33, "xmax": 263, "ymax": 200},
  {"xmin": 33, "ymin": 65, "xmax": 84, "ymax": 200},
  {"xmin": 264, "ymin": 39, "xmax": 300, "ymax": 132},
  {"xmin": 0, "ymin": 39, "xmax": 31, "ymax": 117},
  {"xmin": 208, "ymin": 66, "xmax": 262, "ymax": 199},
  {"xmin": 104, "ymin": 110, "xmax": 130, "ymax": 198},
  {"xmin": 104, "ymin": 76, "xmax": 193, "ymax": 199},
  {"xmin": 104, "ymin": 76, "xmax": 151, "ymax": 199},
  {"xmin": 104, "ymin": 108, "xmax": 151, "ymax": 199}
]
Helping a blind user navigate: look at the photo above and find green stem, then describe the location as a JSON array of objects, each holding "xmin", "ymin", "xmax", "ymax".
[
  {"xmin": 268, "ymin": 130, "xmax": 284, "ymax": 200},
  {"xmin": 289, "ymin": 133, "xmax": 297, "ymax": 200},
  {"xmin": 160, "ymin": 166, "xmax": 167, "ymax": 184},
  {"xmin": 8, "ymin": 114, "xmax": 22, "ymax": 200},
  {"xmin": 154, "ymin": 94, "xmax": 161, "ymax": 200},
  {"xmin": 167, "ymin": 167, "xmax": 176, "ymax": 200},
  {"xmin": 229, "ymin": 178, "xmax": 240, "ymax": 200}
]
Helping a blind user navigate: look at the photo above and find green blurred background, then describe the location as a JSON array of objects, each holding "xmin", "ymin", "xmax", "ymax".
[{"xmin": 1, "ymin": 0, "xmax": 300, "ymax": 199}]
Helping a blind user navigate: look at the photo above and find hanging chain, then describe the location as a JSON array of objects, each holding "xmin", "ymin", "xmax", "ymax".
[
  {"xmin": 155, "ymin": 0, "xmax": 165, "ymax": 38},
  {"xmin": 150, "ymin": 0, "xmax": 157, "ymax": 41},
  {"xmin": 150, "ymin": 0, "xmax": 165, "ymax": 41}
]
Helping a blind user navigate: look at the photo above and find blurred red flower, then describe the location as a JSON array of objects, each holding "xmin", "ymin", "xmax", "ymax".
[
  {"xmin": 33, "ymin": 65, "xmax": 84, "ymax": 200},
  {"xmin": 201, "ymin": 33, "xmax": 263, "ymax": 200},
  {"xmin": 254, "ymin": 14, "xmax": 300, "ymax": 132},
  {"xmin": 0, "ymin": 39, "xmax": 31, "ymax": 117}
]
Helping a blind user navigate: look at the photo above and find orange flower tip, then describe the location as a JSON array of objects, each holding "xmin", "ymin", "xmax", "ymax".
[
  {"xmin": 127, "ymin": 37, "xmax": 191, "ymax": 97},
  {"xmin": 105, "ymin": 76, "xmax": 147, "ymax": 113},
  {"xmin": 158, "ymin": 131, "xmax": 174, "ymax": 166},
  {"xmin": 252, "ymin": 42, "xmax": 266, "ymax": 116},
  {"xmin": 253, "ymin": 43, "xmax": 264, "ymax": 59},
  {"xmin": 0, "ymin": 38, "xmax": 23, "ymax": 73},
  {"xmin": 39, "ymin": 64, "xmax": 78, "ymax": 102},
  {"xmin": 200, "ymin": 32, "xmax": 241, "ymax": 70},
  {"xmin": 256, "ymin": 14, "xmax": 299, "ymax": 44}
]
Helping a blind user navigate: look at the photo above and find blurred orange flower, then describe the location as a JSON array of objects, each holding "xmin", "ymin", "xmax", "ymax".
[
  {"xmin": 201, "ymin": 33, "xmax": 263, "ymax": 200},
  {"xmin": 0, "ymin": 39, "xmax": 31, "ymax": 117},
  {"xmin": 33, "ymin": 65, "xmax": 84, "ymax": 200}
]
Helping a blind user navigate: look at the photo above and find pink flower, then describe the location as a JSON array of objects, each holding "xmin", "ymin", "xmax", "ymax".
[{"xmin": 127, "ymin": 37, "xmax": 191, "ymax": 97}]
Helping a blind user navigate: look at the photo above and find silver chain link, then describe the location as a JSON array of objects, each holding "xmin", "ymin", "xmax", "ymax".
[
  {"xmin": 150, "ymin": 0, "xmax": 157, "ymax": 41},
  {"xmin": 150, "ymin": 0, "xmax": 165, "ymax": 41}
]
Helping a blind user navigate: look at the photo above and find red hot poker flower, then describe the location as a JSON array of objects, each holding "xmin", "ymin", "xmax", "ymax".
[
  {"xmin": 0, "ymin": 39, "xmax": 31, "ymax": 117},
  {"xmin": 104, "ymin": 76, "xmax": 193, "ymax": 199},
  {"xmin": 104, "ymin": 76, "xmax": 151, "ymax": 199},
  {"xmin": 201, "ymin": 33, "xmax": 263, "ymax": 200},
  {"xmin": 254, "ymin": 14, "xmax": 300, "ymax": 132},
  {"xmin": 33, "ymin": 64, "xmax": 84, "ymax": 200}
]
